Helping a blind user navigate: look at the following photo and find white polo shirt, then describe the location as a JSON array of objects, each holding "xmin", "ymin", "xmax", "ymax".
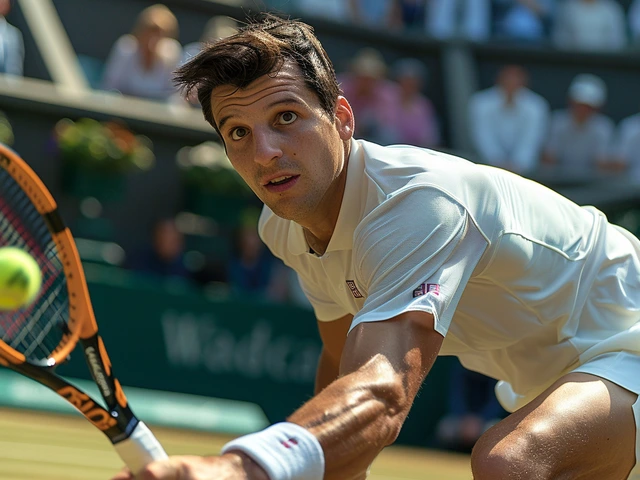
[{"xmin": 259, "ymin": 139, "xmax": 640, "ymax": 412}]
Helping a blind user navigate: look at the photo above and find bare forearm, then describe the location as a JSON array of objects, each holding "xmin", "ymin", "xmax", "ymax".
[{"xmin": 290, "ymin": 355, "xmax": 412, "ymax": 479}]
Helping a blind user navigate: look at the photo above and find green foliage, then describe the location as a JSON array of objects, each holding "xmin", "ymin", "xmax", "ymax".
[
  {"xmin": 54, "ymin": 118, "xmax": 155, "ymax": 174},
  {"xmin": 177, "ymin": 141, "xmax": 253, "ymax": 198}
]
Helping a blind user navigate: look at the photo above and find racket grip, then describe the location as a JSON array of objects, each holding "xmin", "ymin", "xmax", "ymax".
[{"xmin": 113, "ymin": 421, "xmax": 169, "ymax": 474}]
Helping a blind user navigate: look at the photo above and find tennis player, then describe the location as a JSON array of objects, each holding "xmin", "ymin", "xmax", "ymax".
[{"xmin": 114, "ymin": 14, "xmax": 640, "ymax": 480}]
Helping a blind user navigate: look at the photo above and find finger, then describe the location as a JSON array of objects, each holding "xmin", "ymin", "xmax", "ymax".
[
  {"xmin": 110, "ymin": 467, "xmax": 134, "ymax": 480},
  {"xmin": 135, "ymin": 460, "xmax": 181, "ymax": 480}
]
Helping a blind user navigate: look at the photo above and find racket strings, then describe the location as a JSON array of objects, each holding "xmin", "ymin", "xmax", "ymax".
[{"xmin": 0, "ymin": 169, "xmax": 69, "ymax": 362}]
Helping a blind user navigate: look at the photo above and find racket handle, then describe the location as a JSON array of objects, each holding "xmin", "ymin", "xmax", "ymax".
[{"xmin": 113, "ymin": 421, "xmax": 169, "ymax": 474}]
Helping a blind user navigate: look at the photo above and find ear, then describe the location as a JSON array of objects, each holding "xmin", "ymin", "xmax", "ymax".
[{"xmin": 334, "ymin": 96, "xmax": 355, "ymax": 141}]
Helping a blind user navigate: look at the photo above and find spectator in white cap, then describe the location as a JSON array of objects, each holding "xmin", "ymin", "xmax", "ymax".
[{"xmin": 543, "ymin": 73, "xmax": 615, "ymax": 176}]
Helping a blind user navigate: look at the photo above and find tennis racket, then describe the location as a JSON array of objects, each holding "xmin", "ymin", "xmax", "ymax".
[{"xmin": 0, "ymin": 143, "xmax": 168, "ymax": 473}]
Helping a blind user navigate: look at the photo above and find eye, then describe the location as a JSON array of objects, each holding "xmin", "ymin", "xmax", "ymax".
[
  {"xmin": 230, "ymin": 127, "xmax": 249, "ymax": 141},
  {"xmin": 278, "ymin": 112, "xmax": 298, "ymax": 125}
]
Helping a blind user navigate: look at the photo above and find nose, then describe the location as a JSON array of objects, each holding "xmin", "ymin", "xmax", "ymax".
[{"xmin": 253, "ymin": 127, "xmax": 283, "ymax": 166}]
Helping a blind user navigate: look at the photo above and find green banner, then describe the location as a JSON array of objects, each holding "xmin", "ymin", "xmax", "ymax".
[{"xmin": 58, "ymin": 265, "xmax": 453, "ymax": 447}]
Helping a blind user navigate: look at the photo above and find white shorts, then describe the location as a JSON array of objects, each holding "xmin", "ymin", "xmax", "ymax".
[{"xmin": 572, "ymin": 351, "xmax": 640, "ymax": 479}]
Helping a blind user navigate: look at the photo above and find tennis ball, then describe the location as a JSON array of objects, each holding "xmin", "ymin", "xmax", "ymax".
[{"xmin": 0, "ymin": 247, "xmax": 42, "ymax": 310}]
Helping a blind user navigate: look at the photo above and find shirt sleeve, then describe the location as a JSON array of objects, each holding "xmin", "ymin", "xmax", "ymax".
[{"xmin": 350, "ymin": 186, "xmax": 489, "ymax": 336}]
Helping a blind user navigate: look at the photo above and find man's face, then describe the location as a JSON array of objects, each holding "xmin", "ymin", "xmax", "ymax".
[{"xmin": 210, "ymin": 62, "xmax": 353, "ymax": 225}]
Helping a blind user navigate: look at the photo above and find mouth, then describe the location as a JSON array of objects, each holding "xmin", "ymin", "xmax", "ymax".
[{"xmin": 263, "ymin": 174, "xmax": 300, "ymax": 193}]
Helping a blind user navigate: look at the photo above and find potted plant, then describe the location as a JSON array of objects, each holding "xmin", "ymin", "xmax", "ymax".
[{"xmin": 53, "ymin": 117, "xmax": 155, "ymax": 202}]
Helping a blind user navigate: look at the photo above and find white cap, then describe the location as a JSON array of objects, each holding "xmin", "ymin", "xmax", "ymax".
[{"xmin": 568, "ymin": 74, "xmax": 607, "ymax": 108}]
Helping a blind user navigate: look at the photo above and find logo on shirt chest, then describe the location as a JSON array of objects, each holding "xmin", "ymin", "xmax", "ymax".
[
  {"xmin": 413, "ymin": 283, "xmax": 440, "ymax": 298},
  {"xmin": 346, "ymin": 280, "xmax": 363, "ymax": 298}
]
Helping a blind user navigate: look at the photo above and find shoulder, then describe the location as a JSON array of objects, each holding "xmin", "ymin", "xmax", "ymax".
[
  {"xmin": 520, "ymin": 88, "xmax": 550, "ymax": 109},
  {"xmin": 353, "ymin": 185, "xmax": 472, "ymax": 262},
  {"xmin": 618, "ymin": 113, "xmax": 640, "ymax": 132},
  {"xmin": 357, "ymin": 141, "xmax": 491, "ymax": 216},
  {"xmin": 109, "ymin": 34, "xmax": 138, "ymax": 59},
  {"xmin": 5, "ymin": 22, "xmax": 22, "ymax": 40},
  {"xmin": 469, "ymin": 87, "xmax": 498, "ymax": 106},
  {"xmin": 593, "ymin": 113, "xmax": 615, "ymax": 130}
]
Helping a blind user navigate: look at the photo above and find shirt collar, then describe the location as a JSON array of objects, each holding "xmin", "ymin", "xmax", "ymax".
[{"xmin": 287, "ymin": 138, "xmax": 365, "ymax": 256}]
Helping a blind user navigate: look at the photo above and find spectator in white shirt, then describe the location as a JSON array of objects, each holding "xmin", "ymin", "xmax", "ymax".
[
  {"xmin": 611, "ymin": 109, "xmax": 640, "ymax": 181},
  {"xmin": 425, "ymin": 0, "xmax": 491, "ymax": 41},
  {"xmin": 543, "ymin": 74, "xmax": 615, "ymax": 175},
  {"xmin": 468, "ymin": 65, "xmax": 550, "ymax": 175},
  {"xmin": 102, "ymin": 4, "xmax": 182, "ymax": 101},
  {"xmin": 553, "ymin": 0, "xmax": 626, "ymax": 51},
  {"xmin": 0, "ymin": 0, "xmax": 23, "ymax": 76}
]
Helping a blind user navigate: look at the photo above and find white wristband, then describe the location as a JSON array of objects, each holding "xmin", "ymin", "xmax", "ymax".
[{"xmin": 221, "ymin": 422, "xmax": 325, "ymax": 480}]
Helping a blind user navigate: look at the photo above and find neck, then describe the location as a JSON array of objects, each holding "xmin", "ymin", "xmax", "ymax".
[{"xmin": 300, "ymin": 140, "xmax": 351, "ymax": 255}]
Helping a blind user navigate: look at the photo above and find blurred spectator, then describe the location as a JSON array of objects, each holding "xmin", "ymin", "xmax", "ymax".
[
  {"xmin": 389, "ymin": 58, "xmax": 440, "ymax": 148},
  {"xmin": 610, "ymin": 108, "xmax": 640, "ymax": 181},
  {"xmin": 227, "ymin": 211, "xmax": 281, "ymax": 300},
  {"xmin": 630, "ymin": 0, "xmax": 640, "ymax": 44},
  {"xmin": 468, "ymin": 65, "xmax": 549, "ymax": 175},
  {"xmin": 291, "ymin": 0, "xmax": 350, "ymax": 22},
  {"xmin": 102, "ymin": 4, "xmax": 182, "ymax": 101},
  {"xmin": 425, "ymin": 0, "xmax": 491, "ymax": 41},
  {"xmin": 338, "ymin": 48, "xmax": 399, "ymax": 145},
  {"xmin": 348, "ymin": 0, "xmax": 402, "ymax": 29},
  {"xmin": 397, "ymin": 0, "xmax": 427, "ymax": 30},
  {"xmin": 493, "ymin": 0, "xmax": 555, "ymax": 43},
  {"xmin": 129, "ymin": 218, "xmax": 191, "ymax": 281},
  {"xmin": 543, "ymin": 74, "xmax": 615, "ymax": 174},
  {"xmin": 182, "ymin": 16, "xmax": 238, "ymax": 65},
  {"xmin": 177, "ymin": 16, "xmax": 238, "ymax": 108},
  {"xmin": 553, "ymin": 0, "xmax": 626, "ymax": 51},
  {"xmin": 0, "ymin": 0, "xmax": 23, "ymax": 76},
  {"xmin": 435, "ymin": 360, "xmax": 506, "ymax": 453}
]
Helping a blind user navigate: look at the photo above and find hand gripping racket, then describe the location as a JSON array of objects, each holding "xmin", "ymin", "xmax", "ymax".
[{"xmin": 0, "ymin": 143, "xmax": 168, "ymax": 473}]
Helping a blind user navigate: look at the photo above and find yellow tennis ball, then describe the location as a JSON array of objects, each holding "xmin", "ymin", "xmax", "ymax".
[{"xmin": 0, "ymin": 247, "xmax": 42, "ymax": 310}]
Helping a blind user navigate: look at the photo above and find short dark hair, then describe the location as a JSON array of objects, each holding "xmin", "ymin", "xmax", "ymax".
[{"xmin": 173, "ymin": 14, "xmax": 341, "ymax": 133}]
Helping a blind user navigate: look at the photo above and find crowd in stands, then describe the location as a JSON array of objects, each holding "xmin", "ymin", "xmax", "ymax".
[
  {"xmin": 78, "ymin": 2, "xmax": 640, "ymax": 183},
  {"xmin": 3, "ymin": 1, "xmax": 640, "ymax": 302},
  {"xmin": 5, "ymin": 1, "xmax": 640, "ymax": 303},
  {"xmin": 265, "ymin": 0, "xmax": 640, "ymax": 48}
]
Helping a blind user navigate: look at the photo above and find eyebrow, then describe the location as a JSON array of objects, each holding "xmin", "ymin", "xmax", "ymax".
[{"xmin": 216, "ymin": 97, "xmax": 307, "ymax": 132}]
